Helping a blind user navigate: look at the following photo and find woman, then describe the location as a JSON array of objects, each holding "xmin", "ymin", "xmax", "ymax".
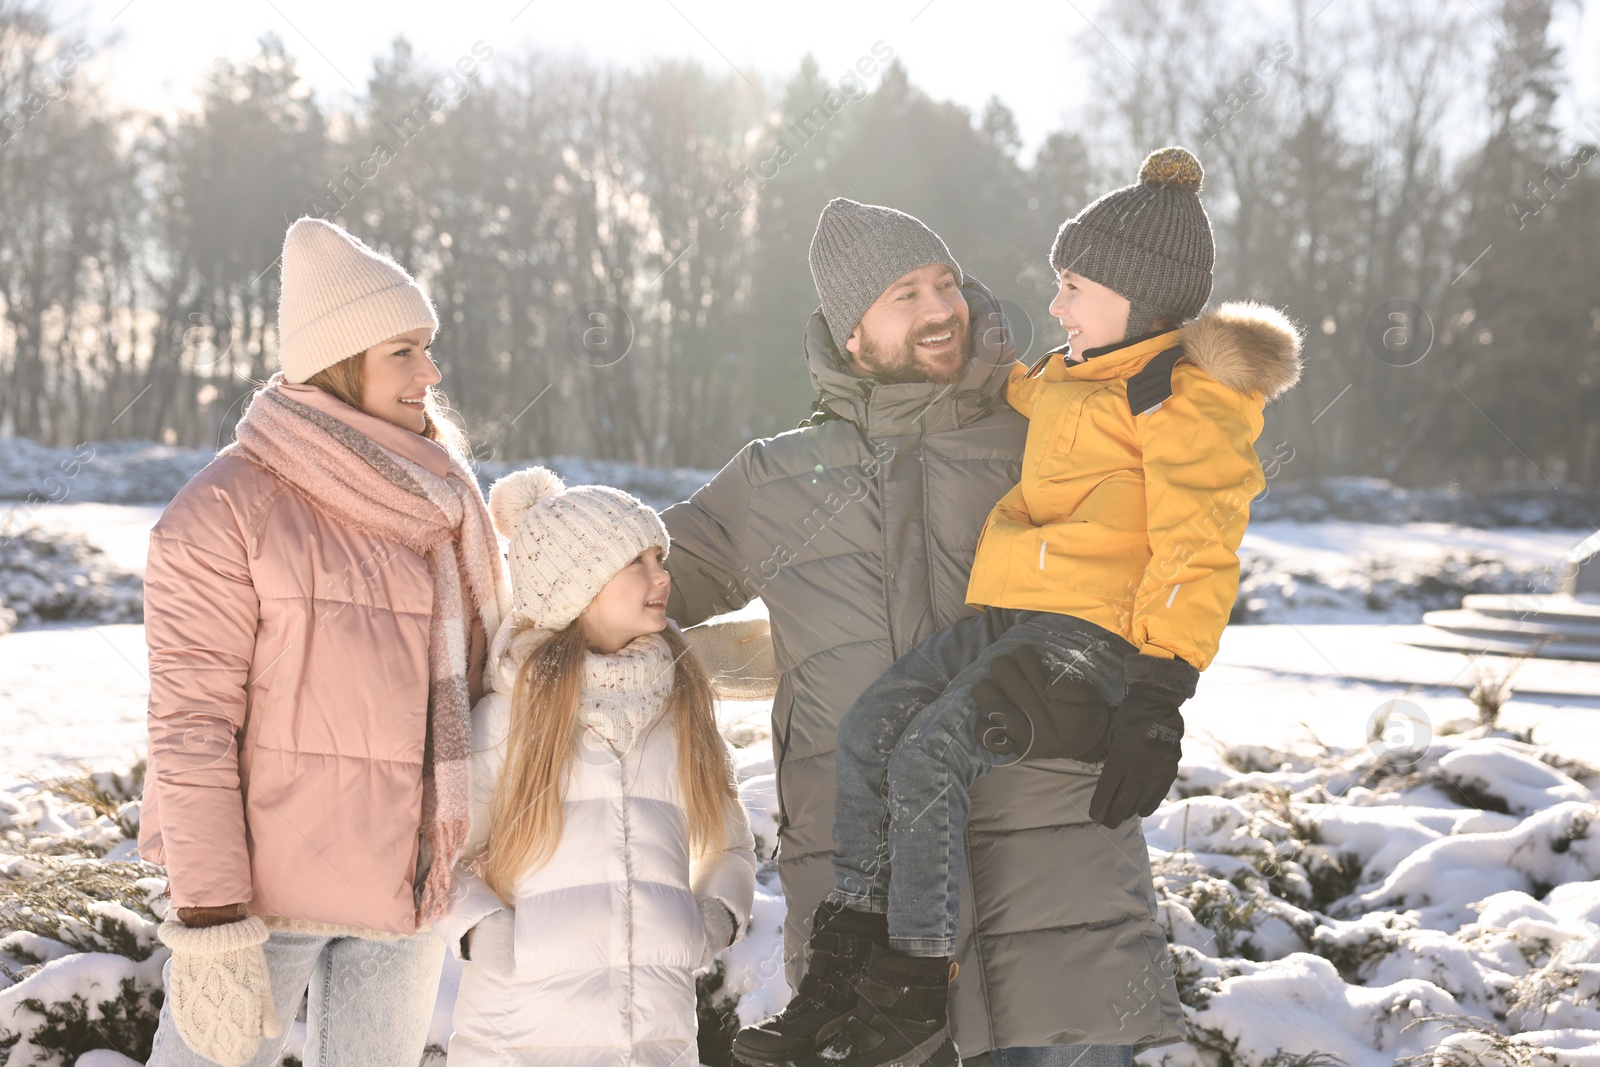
[{"xmin": 140, "ymin": 218, "xmax": 509, "ymax": 1067}]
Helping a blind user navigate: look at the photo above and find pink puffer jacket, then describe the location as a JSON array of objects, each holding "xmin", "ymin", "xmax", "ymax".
[{"xmin": 138, "ymin": 385, "xmax": 489, "ymax": 934}]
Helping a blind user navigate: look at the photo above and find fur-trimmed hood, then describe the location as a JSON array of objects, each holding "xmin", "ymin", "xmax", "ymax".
[{"xmin": 1178, "ymin": 301, "xmax": 1303, "ymax": 401}]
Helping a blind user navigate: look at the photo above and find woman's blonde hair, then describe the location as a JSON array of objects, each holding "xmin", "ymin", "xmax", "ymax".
[
  {"xmin": 480, "ymin": 620, "xmax": 736, "ymax": 902},
  {"xmin": 304, "ymin": 350, "xmax": 472, "ymax": 461}
]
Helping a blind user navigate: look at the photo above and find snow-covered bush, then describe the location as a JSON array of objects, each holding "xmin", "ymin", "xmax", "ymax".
[
  {"xmin": 7, "ymin": 692, "xmax": 1600, "ymax": 1064},
  {"xmin": 0, "ymin": 440, "xmax": 209, "ymax": 507},
  {"xmin": 1252, "ymin": 477, "xmax": 1600, "ymax": 529},
  {"xmin": 1233, "ymin": 551, "xmax": 1553, "ymax": 624},
  {"xmin": 0, "ymin": 436, "xmax": 717, "ymax": 512},
  {"xmin": 0, "ymin": 748, "xmax": 786, "ymax": 1067},
  {"xmin": 1142, "ymin": 727, "xmax": 1600, "ymax": 1066},
  {"xmin": 1, "ymin": 767, "xmax": 168, "ymax": 1065},
  {"xmin": 0, "ymin": 529, "xmax": 143, "ymax": 629}
]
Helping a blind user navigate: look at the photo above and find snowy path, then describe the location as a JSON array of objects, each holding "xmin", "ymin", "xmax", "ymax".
[
  {"xmin": 0, "ymin": 623, "xmax": 150, "ymax": 776},
  {"xmin": 1243, "ymin": 520, "xmax": 1582, "ymax": 566},
  {"xmin": 5, "ymin": 620, "xmax": 1597, "ymax": 779},
  {"xmin": 1190, "ymin": 624, "xmax": 1600, "ymax": 765}
]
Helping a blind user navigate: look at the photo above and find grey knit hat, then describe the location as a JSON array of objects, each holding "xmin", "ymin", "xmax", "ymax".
[
  {"xmin": 1050, "ymin": 147, "xmax": 1215, "ymax": 339},
  {"xmin": 808, "ymin": 198, "xmax": 963, "ymax": 354}
]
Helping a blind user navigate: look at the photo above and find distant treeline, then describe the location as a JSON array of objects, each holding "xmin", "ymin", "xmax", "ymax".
[{"xmin": 0, "ymin": 0, "xmax": 1596, "ymax": 487}]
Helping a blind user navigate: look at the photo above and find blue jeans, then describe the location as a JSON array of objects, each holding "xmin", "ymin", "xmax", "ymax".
[
  {"xmin": 147, "ymin": 927, "xmax": 444, "ymax": 1067},
  {"xmin": 831, "ymin": 608, "xmax": 1132, "ymax": 956}
]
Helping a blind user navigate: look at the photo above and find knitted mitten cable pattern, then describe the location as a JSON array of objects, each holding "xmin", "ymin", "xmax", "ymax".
[
  {"xmin": 159, "ymin": 916, "xmax": 283, "ymax": 1067},
  {"xmin": 467, "ymin": 908, "xmax": 516, "ymax": 976},
  {"xmin": 698, "ymin": 897, "xmax": 738, "ymax": 970}
]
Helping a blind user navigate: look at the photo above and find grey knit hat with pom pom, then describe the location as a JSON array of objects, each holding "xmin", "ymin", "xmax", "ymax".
[
  {"xmin": 1050, "ymin": 146, "xmax": 1215, "ymax": 339},
  {"xmin": 488, "ymin": 467, "xmax": 669, "ymax": 632},
  {"xmin": 809, "ymin": 198, "xmax": 962, "ymax": 354}
]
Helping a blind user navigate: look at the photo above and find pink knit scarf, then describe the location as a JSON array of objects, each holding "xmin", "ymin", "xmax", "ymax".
[{"xmin": 224, "ymin": 375, "xmax": 507, "ymax": 927}]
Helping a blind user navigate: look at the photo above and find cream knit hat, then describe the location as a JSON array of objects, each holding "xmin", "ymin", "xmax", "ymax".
[
  {"xmin": 488, "ymin": 467, "xmax": 670, "ymax": 631},
  {"xmin": 276, "ymin": 217, "xmax": 440, "ymax": 383}
]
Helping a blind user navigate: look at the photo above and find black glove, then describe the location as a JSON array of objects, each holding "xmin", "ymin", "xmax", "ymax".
[
  {"xmin": 1088, "ymin": 654, "xmax": 1198, "ymax": 827},
  {"xmin": 972, "ymin": 645, "xmax": 1115, "ymax": 761}
]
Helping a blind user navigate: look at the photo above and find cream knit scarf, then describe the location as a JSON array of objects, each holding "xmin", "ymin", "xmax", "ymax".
[
  {"xmin": 576, "ymin": 632, "xmax": 677, "ymax": 757},
  {"xmin": 225, "ymin": 375, "xmax": 508, "ymax": 926}
]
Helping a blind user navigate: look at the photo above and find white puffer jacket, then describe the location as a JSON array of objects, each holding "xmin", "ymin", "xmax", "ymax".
[{"xmin": 437, "ymin": 623, "xmax": 757, "ymax": 1067}]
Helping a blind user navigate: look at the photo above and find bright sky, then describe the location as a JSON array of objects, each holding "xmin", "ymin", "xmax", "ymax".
[{"xmin": 61, "ymin": 0, "xmax": 1600, "ymax": 158}]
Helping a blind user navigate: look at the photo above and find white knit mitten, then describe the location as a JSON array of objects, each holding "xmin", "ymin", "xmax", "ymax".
[
  {"xmin": 684, "ymin": 618, "xmax": 778, "ymax": 699},
  {"xmin": 466, "ymin": 908, "xmax": 516, "ymax": 976},
  {"xmin": 697, "ymin": 897, "xmax": 738, "ymax": 970},
  {"xmin": 158, "ymin": 916, "xmax": 283, "ymax": 1067}
]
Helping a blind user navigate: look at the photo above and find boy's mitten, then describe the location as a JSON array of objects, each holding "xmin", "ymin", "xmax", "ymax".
[
  {"xmin": 466, "ymin": 908, "xmax": 516, "ymax": 976},
  {"xmin": 971, "ymin": 645, "xmax": 1115, "ymax": 761},
  {"xmin": 698, "ymin": 897, "xmax": 738, "ymax": 969},
  {"xmin": 158, "ymin": 915, "xmax": 282, "ymax": 1067},
  {"xmin": 1089, "ymin": 654, "xmax": 1198, "ymax": 827}
]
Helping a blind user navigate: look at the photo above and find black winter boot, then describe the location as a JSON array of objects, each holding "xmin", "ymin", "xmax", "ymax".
[
  {"xmin": 732, "ymin": 903, "xmax": 888, "ymax": 1065},
  {"xmin": 798, "ymin": 945, "xmax": 958, "ymax": 1067}
]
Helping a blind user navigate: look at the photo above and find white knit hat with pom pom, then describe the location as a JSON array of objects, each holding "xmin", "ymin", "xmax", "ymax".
[{"xmin": 488, "ymin": 466, "xmax": 670, "ymax": 631}]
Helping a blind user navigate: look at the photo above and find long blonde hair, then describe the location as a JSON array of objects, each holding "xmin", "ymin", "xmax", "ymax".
[
  {"xmin": 480, "ymin": 620, "xmax": 736, "ymax": 902},
  {"xmin": 304, "ymin": 351, "xmax": 472, "ymax": 462}
]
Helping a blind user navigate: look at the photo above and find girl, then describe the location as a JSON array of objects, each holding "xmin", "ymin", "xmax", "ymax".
[
  {"xmin": 438, "ymin": 467, "xmax": 756, "ymax": 1066},
  {"xmin": 142, "ymin": 218, "xmax": 509, "ymax": 1067}
]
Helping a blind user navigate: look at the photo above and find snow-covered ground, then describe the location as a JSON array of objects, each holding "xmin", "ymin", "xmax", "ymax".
[
  {"xmin": 3, "ymin": 464, "xmax": 1599, "ymax": 1065},
  {"xmin": 4, "ymin": 665, "xmax": 1598, "ymax": 1065}
]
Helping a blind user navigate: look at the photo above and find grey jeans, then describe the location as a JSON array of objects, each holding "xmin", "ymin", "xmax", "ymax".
[
  {"xmin": 146, "ymin": 927, "xmax": 444, "ymax": 1067},
  {"xmin": 831, "ymin": 609, "xmax": 1136, "ymax": 1063},
  {"xmin": 831, "ymin": 608, "xmax": 1132, "ymax": 956}
]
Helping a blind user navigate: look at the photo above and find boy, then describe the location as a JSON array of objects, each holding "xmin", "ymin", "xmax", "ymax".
[{"xmin": 735, "ymin": 147, "xmax": 1303, "ymax": 1067}]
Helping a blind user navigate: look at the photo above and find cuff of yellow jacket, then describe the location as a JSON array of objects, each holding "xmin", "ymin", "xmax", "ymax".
[{"xmin": 1125, "ymin": 650, "xmax": 1200, "ymax": 700}]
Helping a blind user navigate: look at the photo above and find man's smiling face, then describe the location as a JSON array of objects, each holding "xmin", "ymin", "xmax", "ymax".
[{"xmin": 845, "ymin": 264, "xmax": 971, "ymax": 385}]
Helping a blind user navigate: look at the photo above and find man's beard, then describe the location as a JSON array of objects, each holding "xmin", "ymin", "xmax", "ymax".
[{"xmin": 854, "ymin": 316, "xmax": 972, "ymax": 385}]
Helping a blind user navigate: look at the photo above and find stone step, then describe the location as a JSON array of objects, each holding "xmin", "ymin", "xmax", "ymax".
[
  {"xmin": 1458, "ymin": 593, "xmax": 1600, "ymax": 625},
  {"xmin": 1400, "ymin": 626, "xmax": 1600, "ymax": 662},
  {"xmin": 1425, "ymin": 607, "xmax": 1600, "ymax": 642}
]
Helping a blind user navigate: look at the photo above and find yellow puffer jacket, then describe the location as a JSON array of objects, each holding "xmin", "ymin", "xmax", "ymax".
[{"xmin": 966, "ymin": 302, "xmax": 1302, "ymax": 670}]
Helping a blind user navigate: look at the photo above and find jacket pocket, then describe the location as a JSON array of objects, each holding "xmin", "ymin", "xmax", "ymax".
[
  {"xmin": 1074, "ymin": 470, "xmax": 1146, "ymax": 532},
  {"xmin": 1038, "ymin": 518, "xmax": 1148, "ymax": 604}
]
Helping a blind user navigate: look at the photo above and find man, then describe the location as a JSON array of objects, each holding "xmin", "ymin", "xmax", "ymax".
[{"xmin": 664, "ymin": 199, "xmax": 1183, "ymax": 1064}]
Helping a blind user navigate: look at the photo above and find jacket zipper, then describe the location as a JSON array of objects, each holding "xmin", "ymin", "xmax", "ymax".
[
  {"xmin": 617, "ymin": 756, "xmax": 637, "ymax": 1047},
  {"xmin": 774, "ymin": 685, "xmax": 791, "ymax": 832},
  {"xmin": 879, "ymin": 433, "xmax": 899, "ymax": 660},
  {"xmin": 919, "ymin": 441, "xmax": 935, "ymax": 627}
]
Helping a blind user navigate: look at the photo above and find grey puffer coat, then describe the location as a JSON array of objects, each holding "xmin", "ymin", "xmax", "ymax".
[{"xmin": 662, "ymin": 279, "xmax": 1184, "ymax": 1053}]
